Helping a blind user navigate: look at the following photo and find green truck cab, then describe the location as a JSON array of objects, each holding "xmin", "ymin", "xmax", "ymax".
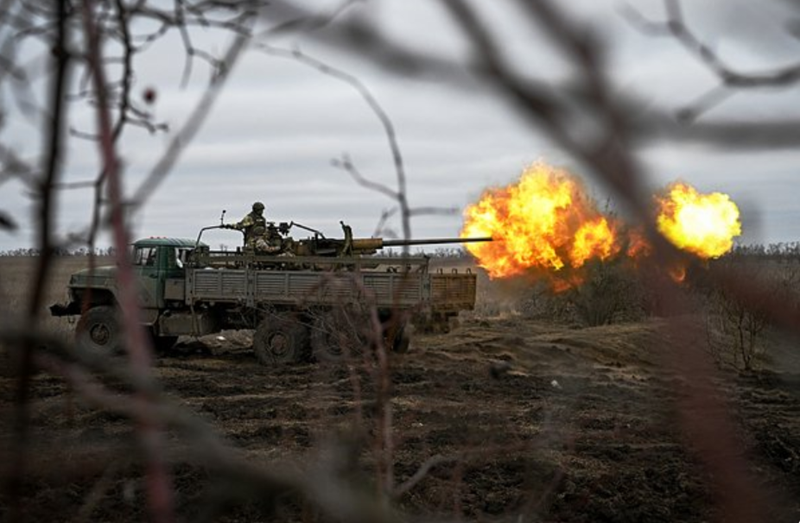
[
  {"xmin": 51, "ymin": 238, "xmax": 203, "ymax": 353},
  {"xmin": 131, "ymin": 237, "xmax": 196, "ymax": 309}
]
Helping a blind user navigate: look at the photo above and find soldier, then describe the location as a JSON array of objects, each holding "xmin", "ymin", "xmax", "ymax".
[
  {"xmin": 225, "ymin": 201, "xmax": 266, "ymax": 245},
  {"xmin": 248, "ymin": 224, "xmax": 282, "ymax": 254}
]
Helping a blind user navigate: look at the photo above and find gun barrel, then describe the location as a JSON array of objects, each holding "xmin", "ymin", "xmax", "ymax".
[{"xmin": 381, "ymin": 237, "xmax": 493, "ymax": 248}]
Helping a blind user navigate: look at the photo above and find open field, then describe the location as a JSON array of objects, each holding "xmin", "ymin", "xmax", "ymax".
[{"xmin": 1, "ymin": 255, "xmax": 800, "ymax": 522}]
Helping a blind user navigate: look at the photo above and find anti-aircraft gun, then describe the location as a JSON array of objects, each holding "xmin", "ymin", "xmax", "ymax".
[
  {"xmin": 283, "ymin": 220, "xmax": 491, "ymax": 258},
  {"xmin": 192, "ymin": 218, "xmax": 491, "ymax": 270}
]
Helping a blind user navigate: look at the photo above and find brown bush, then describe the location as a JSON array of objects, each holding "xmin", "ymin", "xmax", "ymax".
[{"xmin": 702, "ymin": 259, "xmax": 800, "ymax": 371}]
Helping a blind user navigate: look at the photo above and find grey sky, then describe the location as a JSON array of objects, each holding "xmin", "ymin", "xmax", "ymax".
[{"xmin": 2, "ymin": 0, "xmax": 799, "ymax": 252}]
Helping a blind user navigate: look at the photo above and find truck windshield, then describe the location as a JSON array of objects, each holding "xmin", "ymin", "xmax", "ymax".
[{"xmin": 134, "ymin": 247, "xmax": 157, "ymax": 266}]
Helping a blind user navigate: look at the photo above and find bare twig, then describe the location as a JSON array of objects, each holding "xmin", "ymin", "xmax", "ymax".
[
  {"xmin": 622, "ymin": 0, "xmax": 800, "ymax": 120},
  {"xmin": 130, "ymin": 12, "xmax": 256, "ymax": 211},
  {"xmin": 80, "ymin": 2, "xmax": 174, "ymax": 521},
  {"xmin": 259, "ymin": 0, "xmax": 800, "ymax": 150},
  {"xmin": 7, "ymin": 0, "xmax": 70, "ymax": 517},
  {"xmin": 255, "ymin": 42, "xmax": 414, "ymax": 242}
]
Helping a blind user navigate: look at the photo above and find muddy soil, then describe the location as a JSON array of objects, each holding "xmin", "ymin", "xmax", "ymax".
[{"xmin": 2, "ymin": 313, "xmax": 799, "ymax": 522}]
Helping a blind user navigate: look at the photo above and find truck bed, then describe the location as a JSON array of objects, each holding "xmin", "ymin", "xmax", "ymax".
[{"xmin": 186, "ymin": 268, "xmax": 476, "ymax": 312}]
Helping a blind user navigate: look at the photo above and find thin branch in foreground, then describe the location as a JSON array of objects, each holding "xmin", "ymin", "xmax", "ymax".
[
  {"xmin": 332, "ymin": 154, "xmax": 398, "ymax": 201},
  {"xmin": 8, "ymin": 0, "xmax": 70, "ymax": 517},
  {"xmin": 130, "ymin": 12, "xmax": 256, "ymax": 211},
  {"xmin": 258, "ymin": 0, "xmax": 800, "ymax": 152},
  {"xmin": 80, "ymin": 2, "xmax": 174, "ymax": 521},
  {"xmin": 254, "ymin": 42, "xmax": 413, "ymax": 242},
  {"xmin": 621, "ymin": 0, "xmax": 800, "ymax": 119},
  {"xmin": 11, "ymin": 337, "xmax": 405, "ymax": 523}
]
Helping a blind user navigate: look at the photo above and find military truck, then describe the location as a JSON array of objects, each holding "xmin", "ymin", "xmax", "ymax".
[{"xmin": 51, "ymin": 223, "xmax": 490, "ymax": 364}]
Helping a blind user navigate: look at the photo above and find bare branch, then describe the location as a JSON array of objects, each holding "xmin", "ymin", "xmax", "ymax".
[
  {"xmin": 254, "ymin": 42, "xmax": 413, "ymax": 240},
  {"xmin": 622, "ymin": 0, "xmax": 800, "ymax": 119},
  {"xmin": 332, "ymin": 154, "xmax": 399, "ymax": 201},
  {"xmin": 7, "ymin": 1, "xmax": 71, "ymax": 518},
  {"xmin": 130, "ymin": 12, "xmax": 256, "ymax": 211},
  {"xmin": 80, "ymin": 2, "xmax": 175, "ymax": 520},
  {"xmin": 260, "ymin": 0, "xmax": 362, "ymax": 38}
]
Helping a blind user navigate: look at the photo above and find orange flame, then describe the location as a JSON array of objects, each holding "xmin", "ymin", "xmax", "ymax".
[
  {"xmin": 668, "ymin": 264, "xmax": 687, "ymax": 283},
  {"xmin": 655, "ymin": 182, "xmax": 741, "ymax": 259},
  {"xmin": 461, "ymin": 164, "xmax": 743, "ymax": 289},
  {"xmin": 460, "ymin": 163, "xmax": 620, "ymax": 280},
  {"xmin": 625, "ymin": 227, "xmax": 652, "ymax": 260}
]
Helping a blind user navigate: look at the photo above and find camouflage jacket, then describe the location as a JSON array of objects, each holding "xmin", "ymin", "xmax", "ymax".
[
  {"xmin": 234, "ymin": 212, "xmax": 267, "ymax": 243},
  {"xmin": 247, "ymin": 235, "xmax": 282, "ymax": 254}
]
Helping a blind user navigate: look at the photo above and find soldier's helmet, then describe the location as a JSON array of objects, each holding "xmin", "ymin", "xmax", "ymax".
[{"xmin": 252, "ymin": 201, "xmax": 265, "ymax": 212}]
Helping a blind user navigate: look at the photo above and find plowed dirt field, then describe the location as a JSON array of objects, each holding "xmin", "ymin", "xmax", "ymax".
[{"xmin": 1, "ymin": 257, "xmax": 799, "ymax": 522}]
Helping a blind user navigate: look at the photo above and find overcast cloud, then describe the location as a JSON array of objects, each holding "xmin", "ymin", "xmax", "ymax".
[{"xmin": 2, "ymin": 0, "xmax": 799, "ymax": 252}]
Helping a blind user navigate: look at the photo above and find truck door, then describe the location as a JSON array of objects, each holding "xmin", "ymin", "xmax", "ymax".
[{"xmin": 134, "ymin": 246, "xmax": 167, "ymax": 309}]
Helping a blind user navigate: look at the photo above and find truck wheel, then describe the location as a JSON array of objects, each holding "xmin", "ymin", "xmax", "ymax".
[
  {"xmin": 253, "ymin": 314, "xmax": 309, "ymax": 365},
  {"xmin": 310, "ymin": 307, "xmax": 368, "ymax": 362},
  {"xmin": 155, "ymin": 336, "xmax": 179, "ymax": 352},
  {"xmin": 382, "ymin": 319, "xmax": 410, "ymax": 354},
  {"xmin": 149, "ymin": 330, "xmax": 179, "ymax": 353},
  {"xmin": 76, "ymin": 306, "xmax": 122, "ymax": 354},
  {"xmin": 390, "ymin": 323, "xmax": 410, "ymax": 353}
]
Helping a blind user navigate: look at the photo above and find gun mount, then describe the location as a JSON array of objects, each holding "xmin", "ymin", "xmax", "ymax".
[{"xmin": 193, "ymin": 219, "xmax": 492, "ymax": 269}]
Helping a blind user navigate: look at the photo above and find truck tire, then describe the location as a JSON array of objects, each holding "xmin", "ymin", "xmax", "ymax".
[
  {"xmin": 389, "ymin": 323, "xmax": 410, "ymax": 353},
  {"xmin": 253, "ymin": 314, "xmax": 309, "ymax": 365},
  {"xmin": 379, "ymin": 311, "xmax": 411, "ymax": 354},
  {"xmin": 149, "ymin": 330, "xmax": 179, "ymax": 353},
  {"xmin": 310, "ymin": 307, "xmax": 368, "ymax": 362},
  {"xmin": 76, "ymin": 305, "xmax": 122, "ymax": 354}
]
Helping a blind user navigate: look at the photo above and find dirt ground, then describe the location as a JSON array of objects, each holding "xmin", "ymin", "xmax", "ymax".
[{"xmin": 1, "ymin": 257, "xmax": 800, "ymax": 522}]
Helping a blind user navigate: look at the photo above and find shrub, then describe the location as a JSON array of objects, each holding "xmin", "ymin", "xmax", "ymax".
[
  {"xmin": 517, "ymin": 259, "xmax": 647, "ymax": 327},
  {"xmin": 703, "ymin": 259, "xmax": 800, "ymax": 371}
]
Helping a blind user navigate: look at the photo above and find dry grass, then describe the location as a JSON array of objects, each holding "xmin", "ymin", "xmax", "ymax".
[{"xmin": 0, "ymin": 256, "xmax": 114, "ymax": 339}]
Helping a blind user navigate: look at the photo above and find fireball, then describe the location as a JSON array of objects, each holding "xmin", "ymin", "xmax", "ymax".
[
  {"xmin": 655, "ymin": 182, "xmax": 741, "ymax": 259},
  {"xmin": 461, "ymin": 163, "xmax": 743, "ymax": 287},
  {"xmin": 460, "ymin": 162, "xmax": 620, "ymax": 279}
]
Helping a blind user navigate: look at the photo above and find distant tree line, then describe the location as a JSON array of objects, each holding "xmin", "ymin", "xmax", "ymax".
[
  {"xmin": 2, "ymin": 243, "xmax": 798, "ymax": 260},
  {"xmin": 0, "ymin": 246, "xmax": 116, "ymax": 257},
  {"xmin": 729, "ymin": 242, "xmax": 800, "ymax": 260},
  {"xmin": 385, "ymin": 247, "xmax": 471, "ymax": 258},
  {"xmin": 0, "ymin": 245, "xmax": 468, "ymax": 258}
]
